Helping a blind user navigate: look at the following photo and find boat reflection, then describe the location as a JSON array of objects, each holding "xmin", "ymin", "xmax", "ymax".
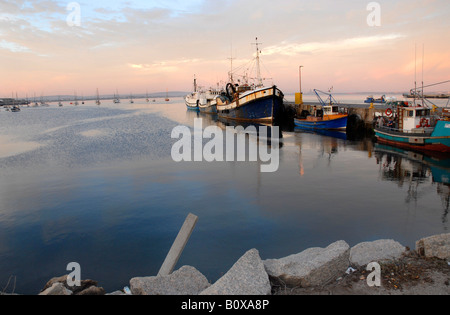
[
  {"xmin": 374, "ymin": 143, "xmax": 450, "ymax": 223},
  {"xmin": 187, "ymin": 108, "xmax": 283, "ymax": 147},
  {"xmin": 295, "ymin": 127, "xmax": 347, "ymax": 140}
]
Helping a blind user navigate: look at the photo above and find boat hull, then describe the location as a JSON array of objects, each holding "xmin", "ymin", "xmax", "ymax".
[
  {"xmin": 374, "ymin": 120, "xmax": 450, "ymax": 153},
  {"xmin": 294, "ymin": 116, "xmax": 348, "ymax": 130},
  {"xmin": 199, "ymin": 104, "xmax": 217, "ymax": 114},
  {"xmin": 217, "ymin": 86, "xmax": 283, "ymax": 123},
  {"xmin": 185, "ymin": 99, "xmax": 199, "ymax": 111}
]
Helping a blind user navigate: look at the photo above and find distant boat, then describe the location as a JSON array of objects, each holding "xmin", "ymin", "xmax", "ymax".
[
  {"xmin": 11, "ymin": 105, "xmax": 21, "ymax": 112},
  {"xmin": 114, "ymin": 90, "xmax": 121, "ymax": 104},
  {"xmin": 364, "ymin": 95, "xmax": 386, "ymax": 104},
  {"xmin": 40, "ymin": 95, "xmax": 49, "ymax": 106},
  {"xmin": 165, "ymin": 89, "xmax": 170, "ymax": 102},
  {"xmin": 96, "ymin": 89, "xmax": 101, "ymax": 105},
  {"xmin": 294, "ymin": 89, "xmax": 348, "ymax": 130},
  {"xmin": 74, "ymin": 91, "xmax": 79, "ymax": 106},
  {"xmin": 130, "ymin": 93, "xmax": 134, "ymax": 104}
]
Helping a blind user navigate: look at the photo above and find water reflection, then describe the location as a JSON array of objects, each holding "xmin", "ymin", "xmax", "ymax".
[{"xmin": 374, "ymin": 143, "xmax": 450, "ymax": 224}]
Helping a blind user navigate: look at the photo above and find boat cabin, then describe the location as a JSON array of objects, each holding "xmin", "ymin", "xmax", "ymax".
[
  {"xmin": 400, "ymin": 107, "xmax": 432, "ymax": 131},
  {"xmin": 323, "ymin": 105, "xmax": 341, "ymax": 115}
]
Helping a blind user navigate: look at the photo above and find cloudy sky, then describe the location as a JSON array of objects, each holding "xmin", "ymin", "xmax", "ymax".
[{"xmin": 1, "ymin": 0, "xmax": 449, "ymax": 97}]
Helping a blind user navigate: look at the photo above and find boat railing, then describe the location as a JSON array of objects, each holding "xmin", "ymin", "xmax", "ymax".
[{"xmin": 376, "ymin": 125, "xmax": 432, "ymax": 136}]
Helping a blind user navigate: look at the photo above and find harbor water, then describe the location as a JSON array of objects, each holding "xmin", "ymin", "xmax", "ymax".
[{"xmin": 0, "ymin": 96, "xmax": 449, "ymax": 294}]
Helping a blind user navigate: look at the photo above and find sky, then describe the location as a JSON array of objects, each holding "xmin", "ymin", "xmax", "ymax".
[{"xmin": 0, "ymin": 0, "xmax": 449, "ymax": 97}]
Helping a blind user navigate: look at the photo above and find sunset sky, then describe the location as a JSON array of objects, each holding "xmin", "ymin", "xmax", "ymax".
[{"xmin": 1, "ymin": 0, "xmax": 449, "ymax": 97}]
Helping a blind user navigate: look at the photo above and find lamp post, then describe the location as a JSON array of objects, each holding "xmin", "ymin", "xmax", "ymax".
[{"xmin": 297, "ymin": 66, "xmax": 304, "ymax": 105}]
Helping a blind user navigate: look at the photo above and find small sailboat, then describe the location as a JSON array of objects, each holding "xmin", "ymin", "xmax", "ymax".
[
  {"xmin": 40, "ymin": 95, "xmax": 49, "ymax": 106},
  {"xmin": 33, "ymin": 93, "xmax": 39, "ymax": 107},
  {"xmin": 165, "ymin": 89, "xmax": 170, "ymax": 102},
  {"xmin": 74, "ymin": 91, "xmax": 79, "ymax": 106},
  {"xmin": 114, "ymin": 89, "xmax": 121, "ymax": 104},
  {"xmin": 130, "ymin": 93, "xmax": 134, "ymax": 104},
  {"xmin": 96, "ymin": 88, "xmax": 101, "ymax": 105},
  {"xmin": 11, "ymin": 93, "xmax": 20, "ymax": 112},
  {"xmin": 58, "ymin": 96, "xmax": 63, "ymax": 107}
]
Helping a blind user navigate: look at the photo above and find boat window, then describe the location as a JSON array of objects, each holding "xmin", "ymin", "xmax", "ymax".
[
  {"xmin": 416, "ymin": 109, "xmax": 429, "ymax": 117},
  {"xmin": 408, "ymin": 110, "xmax": 414, "ymax": 117}
]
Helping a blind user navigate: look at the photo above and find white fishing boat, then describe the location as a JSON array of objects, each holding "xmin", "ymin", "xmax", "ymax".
[{"xmin": 185, "ymin": 76, "xmax": 223, "ymax": 113}]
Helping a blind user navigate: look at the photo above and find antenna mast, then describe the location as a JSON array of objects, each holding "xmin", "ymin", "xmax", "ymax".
[{"xmin": 252, "ymin": 37, "xmax": 263, "ymax": 87}]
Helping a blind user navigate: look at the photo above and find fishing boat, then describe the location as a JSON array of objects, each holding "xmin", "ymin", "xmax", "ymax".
[
  {"xmin": 294, "ymin": 89, "xmax": 348, "ymax": 130},
  {"xmin": 364, "ymin": 95, "xmax": 386, "ymax": 104},
  {"xmin": 216, "ymin": 38, "xmax": 284, "ymax": 124},
  {"xmin": 185, "ymin": 76, "xmax": 200, "ymax": 111},
  {"xmin": 374, "ymin": 103, "xmax": 450, "ymax": 153},
  {"xmin": 198, "ymin": 89, "xmax": 222, "ymax": 114},
  {"xmin": 185, "ymin": 76, "xmax": 222, "ymax": 113}
]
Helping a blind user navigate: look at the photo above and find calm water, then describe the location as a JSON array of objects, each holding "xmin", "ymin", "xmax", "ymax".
[{"xmin": 0, "ymin": 97, "xmax": 449, "ymax": 294}]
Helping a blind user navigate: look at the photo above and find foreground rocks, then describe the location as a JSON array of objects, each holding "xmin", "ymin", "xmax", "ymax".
[
  {"xmin": 264, "ymin": 241, "xmax": 350, "ymax": 287},
  {"xmin": 28, "ymin": 233, "xmax": 449, "ymax": 295},
  {"xmin": 130, "ymin": 266, "xmax": 210, "ymax": 295},
  {"xmin": 39, "ymin": 275, "xmax": 105, "ymax": 295},
  {"xmin": 416, "ymin": 233, "xmax": 450, "ymax": 260}
]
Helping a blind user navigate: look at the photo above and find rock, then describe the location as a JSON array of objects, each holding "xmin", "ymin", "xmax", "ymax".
[
  {"xmin": 76, "ymin": 286, "xmax": 106, "ymax": 295},
  {"xmin": 416, "ymin": 233, "xmax": 450, "ymax": 260},
  {"xmin": 350, "ymin": 239, "xmax": 406, "ymax": 267},
  {"xmin": 41, "ymin": 275, "xmax": 68, "ymax": 292},
  {"xmin": 39, "ymin": 283, "xmax": 72, "ymax": 296},
  {"xmin": 263, "ymin": 241, "xmax": 350, "ymax": 288},
  {"xmin": 200, "ymin": 249, "xmax": 271, "ymax": 295},
  {"xmin": 40, "ymin": 275, "xmax": 104, "ymax": 295},
  {"xmin": 130, "ymin": 265, "xmax": 210, "ymax": 295}
]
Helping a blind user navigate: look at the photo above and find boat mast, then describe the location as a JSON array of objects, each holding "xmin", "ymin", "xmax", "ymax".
[
  {"xmin": 252, "ymin": 37, "xmax": 263, "ymax": 87},
  {"xmin": 194, "ymin": 74, "xmax": 197, "ymax": 93},
  {"xmin": 414, "ymin": 44, "xmax": 417, "ymax": 107},
  {"xmin": 228, "ymin": 44, "xmax": 235, "ymax": 84},
  {"xmin": 421, "ymin": 44, "xmax": 425, "ymax": 106}
]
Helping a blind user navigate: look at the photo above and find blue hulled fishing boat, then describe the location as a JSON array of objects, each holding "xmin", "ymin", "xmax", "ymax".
[
  {"xmin": 216, "ymin": 38, "xmax": 284, "ymax": 124},
  {"xmin": 294, "ymin": 89, "xmax": 348, "ymax": 130}
]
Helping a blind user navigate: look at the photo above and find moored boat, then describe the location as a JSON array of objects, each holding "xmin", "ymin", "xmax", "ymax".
[
  {"xmin": 294, "ymin": 89, "xmax": 348, "ymax": 130},
  {"xmin": 185, "ymin": 76, "xmax": 223, "ymax": 113},
  {"xmin": 364, "ymin": 95, "xmax": 386, "ymax": 104},
  {"xmin": 10, "ymin": 105, "xmax": 21, "ymax": 112},
  {"xmin": 374, "ymin": 104, "xmax": 450, "ymax": 153},
  {"xmin": 216, "ymin": 84, "xmax": 284, "ymax": 123},
  {"xmin": 215, "ymin": 38, "xmax": 284, "ymax": 124}
]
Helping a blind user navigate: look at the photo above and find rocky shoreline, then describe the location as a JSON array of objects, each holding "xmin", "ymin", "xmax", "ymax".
[{"xmin": 4, "ymin": 233, "xmax": 449, "ymax": 295}]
